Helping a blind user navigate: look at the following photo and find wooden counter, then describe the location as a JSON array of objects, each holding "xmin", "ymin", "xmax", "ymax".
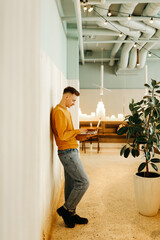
[{"xmin": 79, "ymin": 120, "xmax": 126, "ymax": 143}]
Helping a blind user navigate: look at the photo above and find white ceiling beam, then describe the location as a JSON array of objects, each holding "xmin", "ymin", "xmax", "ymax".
[
  {"xmin": 73, "ymin": 0, "xmax": 85, "ymax": 64},
  {"xmin": 68, "ymin": 28, "xmax": 119, "ymax": 36},
  {"xmin": 83, "ymin": 58, "xmax": 119, "ymax": 62},
  {"xmin": 84, "ymin": 39, "xmax": 160, "ymax": 44},
  {"xmin": 81, "ymin": 57, "xmax": 160, "ymax": 63},
  {"xmin": 87, "ymin": 0, "xmax": 160, "ymax": 3},
  {"xmin": 62, "ymin": 16, "xmax": 160, "ymax": 22}
]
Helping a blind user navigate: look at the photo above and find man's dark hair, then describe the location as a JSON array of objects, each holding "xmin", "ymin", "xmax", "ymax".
[{"xmin": 63, "ymin": 86, "xmax": 80, "ymax": 96}]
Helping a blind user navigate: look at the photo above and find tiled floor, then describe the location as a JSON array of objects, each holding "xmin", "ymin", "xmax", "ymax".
[{"xmin": 51, "ymin": 144, "xmax": 160, "ymax": 240}]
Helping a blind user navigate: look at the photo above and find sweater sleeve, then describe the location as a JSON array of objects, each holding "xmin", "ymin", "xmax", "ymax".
[{"xmin": 54, "ymin": 110, "xmax": 80, "ymax": 141}]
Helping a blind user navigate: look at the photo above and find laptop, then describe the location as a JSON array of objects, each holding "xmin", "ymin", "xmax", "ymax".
[{"xmin": 80, "ymin": 119, "xmax": 101, "ymax": 135}]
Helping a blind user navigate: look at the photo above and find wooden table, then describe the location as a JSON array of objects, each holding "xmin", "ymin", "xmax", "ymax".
[{"xmin": 77, "ymin": 127, "xmax": 102, "ymax": 153}]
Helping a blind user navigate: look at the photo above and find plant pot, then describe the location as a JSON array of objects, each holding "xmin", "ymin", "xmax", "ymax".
[{"xmin": 134, "ymin": 172, "xmax": 160, "ymax": 217}]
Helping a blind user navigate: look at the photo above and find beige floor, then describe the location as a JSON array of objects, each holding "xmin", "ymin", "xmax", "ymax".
[{"xmin": 51, "ymin": 144, "xmax": 160, "ymax": 240}]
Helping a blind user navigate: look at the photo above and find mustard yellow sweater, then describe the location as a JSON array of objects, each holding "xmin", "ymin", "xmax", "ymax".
[{"xmin": 52, "ymin": 104, "xmax": 80, "ymax": 150}]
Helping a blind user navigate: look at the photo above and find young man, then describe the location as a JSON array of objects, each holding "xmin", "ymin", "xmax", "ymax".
[{"xmin": 52, "ymin": 86, "xmax": 89, "ymax": 228}]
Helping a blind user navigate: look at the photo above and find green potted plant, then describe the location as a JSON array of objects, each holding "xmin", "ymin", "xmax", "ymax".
[{"xmin": 117, "ymin": 79, "xmax": 160, "ymax": 216}]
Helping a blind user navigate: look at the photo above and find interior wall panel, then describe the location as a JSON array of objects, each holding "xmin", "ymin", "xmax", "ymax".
[{"xmin": 0, "ymin": 0, "xmax": 40, "ymax": 239}]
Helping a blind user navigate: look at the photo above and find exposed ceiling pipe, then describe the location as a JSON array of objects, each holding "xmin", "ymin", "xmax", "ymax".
[
  {"xmin": 96, "ymin": 1, "xmax": 139, "ymax": 39},
  {"xmin": 142, "ymin": 3, "xmax": 160, "ymax": 30},
  {"xmin": 116, "ymin": 3, "xmax": 140, "ymax": 69},
  {"xmin": 109, "ymin": 35, "xmax": 126, "ymax": 66},
  {"xmin": 96, "ymin": 2, "xmax": 140, "ymax": 67},
  {"xmin": 97, "ymin": 21, "xmax": 140, "ymax": 39},
  {"xmin": 127, "ymin": 2, "xmax": 160, "ymax": 69},
  {"xmin": 117, "ymin": 3, "xmax": 160, "ymax": 70},
  {"xmin": 118, "ymin": 38, "xmax": 140, "ymax": 69},
  {"xmin": 63, "ymin": 16, "xmax": 160, "ymax": 23},
  {"xmin": 143, "ymin": 3, "xmax": 160, "ymax": 16},
  {"xmin": 138, "ymin": 29, "xmax": 160, "ymax": 69},
  {"xmin": 73, "ymin": 0, "xmax": 85, "ymax": 64},
  {"xmin": 67, "ymin": 28, "xmax": 120, "ymax": 38},
  {"xmin": 137, "ymin": 2, "xmax": 160, "ymax": 68},
  {"xmin": 89, "ymin": 0, "xmax": 160, "ymax": 2},
  {"xmin": 118, "ymin": 3, "xmax": 156, "ymax": 69},
  {"xmin": 143, "ymin": 20, "xmax": 160, "ymax": 30},
  {"xmin": 109, "ymin": 3, "xmax": 139, "ymax": 66}
]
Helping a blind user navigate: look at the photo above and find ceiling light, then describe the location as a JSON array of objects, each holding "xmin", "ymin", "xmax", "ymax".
[
  {"xmin": 148, "ymin": 52, "xmax": 152, "ymax": 57},
  {"xmin": 134, "ymin": 43, "xmax": 137, "ymax": 48},
  {"xmin": 128, "ymin": 14, "xmax": 131, "ymax": 20},
  {"xmin": 83, "ymin": 5, "xmax": 87, "ymax": 11},
  {"xmin": 119, "ymin": 32, "xmax": 123, "ymax": 37},
  {"xmin": 104, "ymin": 20, "xmax": 108, "ymax": 25},
  {"xmin": 107, "ymin": 11, "xmax": 112, "ymax": 17},
  {"xmin": 150, "ymin": 17, "xmax": 154, "ymax": 23},
  {"xmin": 88, "ymin": 5, "xmax": 93, "ymax": 12}
]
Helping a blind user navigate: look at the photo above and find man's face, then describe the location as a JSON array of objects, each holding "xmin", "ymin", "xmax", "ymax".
[{"xmin": 66, "ymin": 93, "xmax": 77, "ymax": 108}]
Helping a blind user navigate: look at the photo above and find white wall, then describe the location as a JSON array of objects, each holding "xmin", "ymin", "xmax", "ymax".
[
  {"xmin": 0, "ymin": 0, "xmax": 40, "ymax": 239},
  {"xmin": 80, "ymin": 89, "xmax": 145, "ymax": 118},
  {"xmin": 40, "ymin": 51, "xmax": 67, "ymax": 237}
]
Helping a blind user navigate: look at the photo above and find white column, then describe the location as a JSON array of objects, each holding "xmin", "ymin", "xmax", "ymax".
[{"xmin": 0, "ymin": 1, "xmax": 40, "ymax": 240}]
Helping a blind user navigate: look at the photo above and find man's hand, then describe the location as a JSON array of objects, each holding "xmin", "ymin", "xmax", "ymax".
[{"xmin": 76, "ymin": 128, "xmax": 89, "ymax": 141}]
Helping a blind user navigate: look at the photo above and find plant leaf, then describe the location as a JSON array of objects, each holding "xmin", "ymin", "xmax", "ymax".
[
  {"xmin": 124, "ymin": 148, "xmax": 130, "ymax": 158},
  {"xmin": 135, "ymin": 149, "xmax": 140, "ymax": 157},
  {"xmin": 156, "ymin": 124, "xmax": 160, "ymax": 130},
  {"xmin": 120, "ymin": 145, "xmax": 127, "ymax": 156},
  {"xmin": 145, "ymin": 107, "xmax": 152, "ymax": 117},
  {"xmin": 145, "ymin": 151, "xmax": 151, "ymax": 161},
  {"xmin": 144, "ymin": 83, "xmax": 150, "ymax": 88},
  {"xmin": 136, "ymin": 100, "xmax": 144, "ymax": 105},
  {"xmin": 150, "ymin": 158, "xmax": 160, "ymax": 163},
  {"xmin": 156, "ymin": 90, "xmax": 160, "ymax": 94},
  {"xmin": 138, "ymin": 162, "xmax": 146, "ymax": 172},
  {"xmin": 151, "ymin": 163, "xmax": 158, "ymax": 171},
  {"xmin": 151, "ymin": 79, "xmax": 157, "ymax": 87},
  {"xmin": 129, "ymin": 103, "xmax": 134, "ymax": 112},
  {"xmin": 136, "ymin": 136, "xmax": 147, "ymax": 144},
  {"xmin": 117, "ymin": 126, "xmax": 128, "ymax": 135},
  {"xmin": 131, "ymin": 149, "xmax": 136, "ymax": 157},
  {"xmin": 126, "ymin": 131, "xmax": 131, "ymax": 140}
]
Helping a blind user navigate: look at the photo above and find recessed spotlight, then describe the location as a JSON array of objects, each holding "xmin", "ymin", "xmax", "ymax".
[
  {"xmin": 83, "ymin": 5, "xmax": 87, "ymax": 11},
  {"xmin": 104, "ymin": 20, "xmax": 108, "ymax": 25},
  {"xmin": 119, "ymin": 32, "xmax": 123, "ymax": 37},
  {"xmin": 88, "ymin": 5, "xmax": 93, "ymax": 12},
  {"xmin": 108, "ymin": 11, "xmax": 112, "ymax": 17},
  {"xmin": 128, "ymin": 14, "xmax": 131, "ymax": 20},
  {"xmin": 148, "ymin": 52, "xmax": 152, "ymax": 57},
  {"xmin": 150, "ymin": 17, "xmax": 154, "ymax": 23},
  {"xmin": 134, "ymin": 43, "xmax": 137, "ymax": 48}
]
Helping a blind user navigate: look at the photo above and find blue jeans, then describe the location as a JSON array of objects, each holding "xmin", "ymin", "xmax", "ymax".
[{"xmin": 58, "ymin": 148, "xmax": 89, "ymax": 211}]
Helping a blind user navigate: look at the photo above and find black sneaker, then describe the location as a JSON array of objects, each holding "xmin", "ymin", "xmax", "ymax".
[
  {"xmin": 72, "ymin": 214, "xmax": 88, "ymax": 224},
  {"xmin": 57, "ymin": 206, "xmax": 75, "ymax": 228}
]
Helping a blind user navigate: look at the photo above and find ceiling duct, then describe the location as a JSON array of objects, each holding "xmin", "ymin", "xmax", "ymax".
[
  {"xmin": 138, "ymin": 29, "xmax": 160, "ymax": 69},
  {"xmin": 117, "ymin": 3, "xmax": 154, "ymax": 70},
  {"xmin": 116, "ymin": 2, "xmax": 160, "ymax": 71},
  {"xmin": 138, "ymin": 2, "xmax": 160, "ymax": 68},
  {"xmin": 109, "ymin": 35, "xmax": 126, "ymax": 66},
  {"xmin": 108, "ymin": 3, "xmax": 140, "ymax": 67}
]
